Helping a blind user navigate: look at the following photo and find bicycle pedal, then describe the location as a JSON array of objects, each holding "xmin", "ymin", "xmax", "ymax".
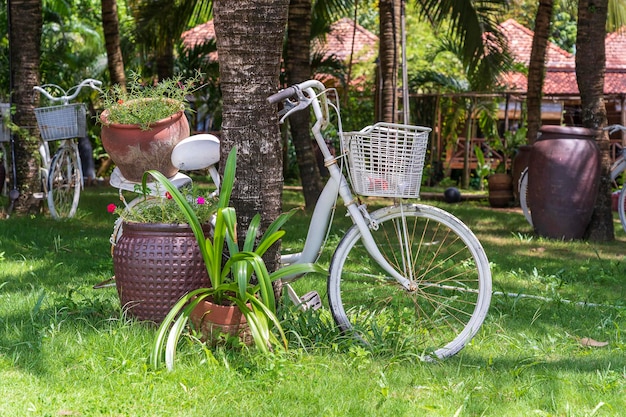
[
  {"xmin": 286, "ymin": 284, "xmax": 322, "ymax": 311},
  {"xmin": 300, "ymin": 291, "xmax": 322, "ymax": 311}
]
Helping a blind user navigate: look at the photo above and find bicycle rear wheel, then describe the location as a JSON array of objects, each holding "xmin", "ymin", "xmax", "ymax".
[
  {"xmin": 518, "ymin": 168, "xmax": 533, "ymax": 227},
  {"xmin": 328, "ymin": 203, "xmax": 491, "ymax": 360},
  {"xmin": 47, "ymin": 143, "xmax": 81, "ymax": 218},
  {"xmin": 618, "ymin": 184, "xmax": 626, "ymax": 233}
]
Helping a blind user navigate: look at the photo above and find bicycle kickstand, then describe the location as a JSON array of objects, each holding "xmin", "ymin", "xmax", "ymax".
[{"xmin": 285, "ymin": 284, "xmax": 322, "ymax": 311}]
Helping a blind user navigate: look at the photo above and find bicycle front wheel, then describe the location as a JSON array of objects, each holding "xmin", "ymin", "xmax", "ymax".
[
  {"xmin": 518, "ymin": 168, "xmax": 533, "ymax": 227},
  {"xmin": 47, "ymin": 143, "xmax": 81, "ymax": 218},
  {"xmin": 328, "ymin": 204, "xmax": 491, "ymax": 360},
  {"xmin": 618, "ymin": 184, "xmax": 626, "ymax": 233}
]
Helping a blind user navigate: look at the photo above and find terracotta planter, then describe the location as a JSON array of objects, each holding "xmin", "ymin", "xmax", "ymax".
[
  {"xmin": 190, "ymin": 298, "xmax": 252, "ymax": 345},
  {"xmin": 100, "ymin": 100, "xmax": 190, "ymax": 182},
  {"xmin": 527, "ymin": 126, "xmax": 600, "ymax": 240},
  {"xmin": 113, "ymin": 222, "xmax": 210, "ymax": 323},
  {"xmin": 487, "ymin": 173, "xmax": 513, "ymax": 208}
]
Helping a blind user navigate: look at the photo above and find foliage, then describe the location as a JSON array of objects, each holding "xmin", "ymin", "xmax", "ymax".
[
  {"xmin": 415, "ymin": 0, "xmax": 511, "ymax": 79},
  {"xmin": 100, "ymin": 71, "xmax": 203, "ymax": 130},
  {"xmin": 148, "ymin": 148, "xmax": 323, "ymax": 369},
  {"xmin": 175, "ymin": 39, "xmax": 222, "ymax": 132},
  {"xmin": 107, "ymin": 183, "xmax": 217, "ymax": 225},
  {"xmin": 3, "ymin": 186, "xmax": 626, "ymax": 414},
  {"xmin": 474, "ymin": 145, "xmax": 492, "ymax": 190}
]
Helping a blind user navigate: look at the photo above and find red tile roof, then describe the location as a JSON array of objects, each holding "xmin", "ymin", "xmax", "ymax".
[
  {"xmin": 312, "ymin": 17, "xmax": 378, "ymax": 62},
  {"xmin": 500, "ymin": 19, "xmax": 574, "ymax": 69},
  {"xmin": 500, "ymin": 19, "xmax": 626, "ymax": 96},
  {"xmin": 180, "ymin": 20, "xmax": 218, "ymax": 61},
  {"xmin": 180, "ymin": 18, "xmax": 377, "ymax": 64}
]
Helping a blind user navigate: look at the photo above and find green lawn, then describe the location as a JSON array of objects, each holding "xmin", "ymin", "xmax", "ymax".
[{"xmin": 1, "ymin": 186, "xmax": 625, "ymax": 416}]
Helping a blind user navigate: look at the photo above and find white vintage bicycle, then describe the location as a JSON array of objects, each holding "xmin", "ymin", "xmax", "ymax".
[
  {"xmin": 110, "ymin": 79, "xmax": 492, "ymax": 359},
  {"xmin": 0, "ymin": 102, "xmax": 10, "ymax": 196},
  {"xmin": 519, "ymin": 124, "xmax": 626, "ymax": 232},
  {"xmin": 33, "ymin": 79, "xmax": 102, "ymax": 218}
]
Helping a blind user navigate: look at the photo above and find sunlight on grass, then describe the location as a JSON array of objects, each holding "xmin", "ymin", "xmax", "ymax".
[{"xmin": 0, "ymin": 188, "xmax": 625, "ymax": 416}]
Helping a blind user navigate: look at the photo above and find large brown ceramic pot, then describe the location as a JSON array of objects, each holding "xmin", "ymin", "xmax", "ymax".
[
  {"xmin": 100, "ymin": 100, "xmax": 190, "ymax": 182},
  {"xmin": 527, "ymin": 126, "xmax": 600, "ymax": 240},
  {"xmin": 113, "ymin": 222, "xmax": 210, "ymax": 323}
]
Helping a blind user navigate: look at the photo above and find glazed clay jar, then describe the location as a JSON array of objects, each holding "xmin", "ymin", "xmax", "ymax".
[
  {"xmin": 113, "ymin": 222, "xmax": 210, "ymax": 323},
  {"xmin": 100, "ymin": 100, "xmax": 190, "ymax": 182},
  {"xmin": 527, "ymin": 126, "xmax": 600, "ymax": 240}
]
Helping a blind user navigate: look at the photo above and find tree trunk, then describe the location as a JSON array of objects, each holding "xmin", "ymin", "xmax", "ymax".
[
  {"xmin": 101, "ymin": 0, "xmax": 126, "ymax": 89},
  {"xmin": 525, "ymin": 0, "xmax": 554, "ymax": 145},
  {"xmin": 576, "ymin": 0, "xmax": 613, "ymax": 242},
  {"xmin": 155, "ymin": 40, "xmax": 174, "ymax": 80},
  {"xmin": 9, "ymin": 0, "xmax": 42, "ymax": 215},
  {"xmin": 377, "ymin": 0, "xmax": 400, "ymax": 122},
  {"xmin": 213, "ymin": 0, "xmax": 289, "ymax": 270},
  {"xmin": 285, "ymin": 0, "xmax": 323, "ymax": 210}
]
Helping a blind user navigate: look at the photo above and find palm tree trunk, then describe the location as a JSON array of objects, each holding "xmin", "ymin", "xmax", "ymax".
[
  {"xmin": 9, "ymin": 0, "xmax": 42, "ymax": 215},
  {"xmin": 101, "ymin": 0, "xmax": 126, "ymax": 89},
  {"xmin": 577, "ymin": 0, "xmax": 613, "ymax": 241},
  {"xmin": 525, "ymin": 0, "xmax": 554, "ymax": 146},
  {"xmin": 286, "ymin": 0, "xmax": 324, "ymax": 210},
  {"xmin": 377, "ymin": 0, "xmax": 400, "ymax": 122},
  {"xmin": 213, "ymin": 0, "xmax": 289, "ymax": 270}
]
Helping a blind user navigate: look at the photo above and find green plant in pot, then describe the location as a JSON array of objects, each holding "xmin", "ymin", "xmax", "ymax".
[
  {"xmin": 473, "ymin": 145, "xmax": 493, "ymax": 191},
  {"xmin": 148, "ymin": 148, "xmax": 323, "ymax": 370},
  {"xmin": 99, "ymin": 72, "xmax": 202, "ymax": 182},
  {"xmin": 109, "ymin": 182, "xmax": 217, "ymax": 323}
]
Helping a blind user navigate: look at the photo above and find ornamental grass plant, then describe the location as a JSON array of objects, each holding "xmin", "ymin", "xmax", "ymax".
[
  {"xmin": 107, "ymin": 182, "xmax": 217, "ymax": 225},
  {"xmin": 100, "ymin": 71, "xmax": 203, "ymax": 130}
]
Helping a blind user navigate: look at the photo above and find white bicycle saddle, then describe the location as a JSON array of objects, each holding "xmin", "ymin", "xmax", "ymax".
[{"xmin": 171, "ymin": 134, "xmax": 220, "ymax": 170}]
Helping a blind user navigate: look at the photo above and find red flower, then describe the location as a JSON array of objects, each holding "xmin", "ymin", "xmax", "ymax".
[
  {"xmin": 117, "ymin": 99, "xmax": 124, "ymax": 104},
  {"xmin": 165, "ymin": 191, "xmax": 173, "ymax": 200},
  {"xmin": 107, "ymin": 203, "xmax": 116, "ymax": 214}
]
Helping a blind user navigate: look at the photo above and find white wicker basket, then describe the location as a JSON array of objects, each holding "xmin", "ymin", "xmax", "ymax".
[
  {"xmin": 34, "ymin": 103, "xmax": 87, "ymax": 141},
  {"xmin": 0, "ymin": 103, "xmax": 10, "ymax": 143},
  {"xmin": 342, "ymin": 122, "xmax": 431, "ymax": 198}
]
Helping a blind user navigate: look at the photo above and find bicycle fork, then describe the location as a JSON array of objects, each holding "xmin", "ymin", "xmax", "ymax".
[{"xmin": 346, "ymin": 201, "xmax": 418, "ymax": 292}]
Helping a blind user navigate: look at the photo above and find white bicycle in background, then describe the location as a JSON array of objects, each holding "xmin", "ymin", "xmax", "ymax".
[
  {"xmin": 108, "ymin": 79, "xmax": 492, "ymax": 360},
  {"xmin": 32, "ymin": 79, "xmax": 102, "ymax": 218},
  {"xmin": 519, "ymin": 124, "xmax": 626, "ymax": 232},
  {"xmin": 0, "ymin": 102, "xmax": 10, "ymax": 196}
]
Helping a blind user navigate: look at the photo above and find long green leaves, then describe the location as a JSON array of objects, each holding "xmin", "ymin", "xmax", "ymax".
[{"xmin": 147, "ymin": 147, "xmax": 324, "ymax": 370}]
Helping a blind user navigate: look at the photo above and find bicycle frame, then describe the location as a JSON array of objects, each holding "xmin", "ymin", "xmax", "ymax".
[{"xmin": 272, "ymin": 81, "xmax": 416, "ymax": 290}]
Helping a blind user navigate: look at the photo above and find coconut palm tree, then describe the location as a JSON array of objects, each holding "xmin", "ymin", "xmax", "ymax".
[
  {"xmin": 101, "ymin": 0, "xmax": 126, "ymax": 88},
  {"xmin": 284, "ymin": 0, "xmax": 352, "ymax": 210},
  {"xmin": 377, "ymin": 0, "xmax": 401, "ymax": 122},
  {"xmin": 375, "ymin": 0, "xmax": 510, "ymax": 123},
  {"xmin": 128, "ymin": 0, "xmax": 212, "ymax": 79},
  {"xmin": 213, "ymin": 0, "xmax": 289, "ymax": 268},
  {"xmin": 8, "ymin": 0, "xmax": 42, "ymax": 214},
  {"xmin": 525, "ymin": 0, "xmax": 554, "ymax": 147},
  {"xmin": 285, "ymin": 0, "xmax": 324, "ymax": 210},
  {"xmin": 577, "ymin": 0, "xmax": 613, "ymax": 241}
]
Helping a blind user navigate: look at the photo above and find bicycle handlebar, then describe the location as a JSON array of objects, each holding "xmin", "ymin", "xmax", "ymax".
[
  {"xmin": 605, "ymin": 124, "xmax": 626, "ymax": 134},
  {"xmin": 267, "ymin": 79, "xmax": 326, "ymax": 104},
  {"xmin": 267, "ymin": 79, "xmax": 329, "ymax": 126},
  {"xmin": 267, "ymin": 86, "xmax": 299, "ymax": 104},
  {"xmin": 34, "ymin": 78, "xmax": 103, "ymax": 104}
]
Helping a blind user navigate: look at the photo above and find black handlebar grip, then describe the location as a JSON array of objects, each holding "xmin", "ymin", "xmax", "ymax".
[{"xmin": 267, "ymin": 86, "xmax": 298, "ymax": 104}]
